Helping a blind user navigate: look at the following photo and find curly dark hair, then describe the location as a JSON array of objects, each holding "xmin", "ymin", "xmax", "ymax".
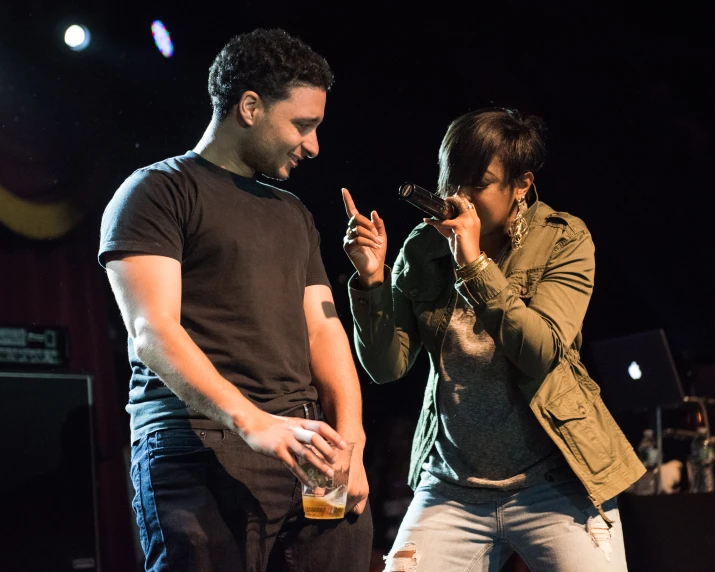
[
  {"xmin": 437, "ymin": 107, "xmax": 547, "ymax": 198},
  {"xmin": 208, "ymin": 28, "xmax": 334, "ymax": 120}
]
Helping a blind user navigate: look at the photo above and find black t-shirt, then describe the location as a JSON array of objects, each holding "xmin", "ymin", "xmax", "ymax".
[{"xmin": 99, "ymin": 151, "xmax": 330, "ymax": 442}]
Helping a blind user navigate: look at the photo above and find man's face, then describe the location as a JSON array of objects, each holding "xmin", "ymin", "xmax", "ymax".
[{"xmin": 246, "ymin": 86, "xmax": 326, "ymax": 180}]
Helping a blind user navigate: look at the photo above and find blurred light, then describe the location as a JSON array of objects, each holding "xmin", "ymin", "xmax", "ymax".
[
  {"xmin": 64, "ymin": 25, "xmax": 90, "ymax": 51},
  {"xmin": 151, "ymin": 20, "xmax": 174, "ymax": 58}
]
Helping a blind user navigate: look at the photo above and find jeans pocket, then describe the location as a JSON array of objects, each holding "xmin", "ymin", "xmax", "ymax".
[{"xmin": 148, "ymin": 428, "xmax": 207, "ymax": 459}]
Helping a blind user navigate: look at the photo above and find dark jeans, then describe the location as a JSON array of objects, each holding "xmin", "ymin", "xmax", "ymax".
[{"xmin": 130, "ymin": 413, "xmax": 373, "ymax": 571}]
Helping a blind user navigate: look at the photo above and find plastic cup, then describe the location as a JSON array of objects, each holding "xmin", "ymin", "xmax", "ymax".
[{"xmin": 300, "ymin": 442, "xmax": 354, "ymax": 519}]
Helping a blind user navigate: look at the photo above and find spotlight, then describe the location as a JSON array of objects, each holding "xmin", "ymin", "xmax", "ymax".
[
  {"xmin": 64, "ymin": 24, "xmax": 91, "ymax": 51},
  {"xmin": 151, "ymin": 20, "xmax": 174, "ymax": 58}
]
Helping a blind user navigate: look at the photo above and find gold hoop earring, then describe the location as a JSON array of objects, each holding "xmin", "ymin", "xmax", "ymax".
[{"xmin": 507, "ymin": 196, "xmax": 529, "ymax": 250}]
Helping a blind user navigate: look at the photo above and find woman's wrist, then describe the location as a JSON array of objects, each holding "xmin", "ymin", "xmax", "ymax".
[
  {"xmin": 457, "ymin": 252, "xmax": 490, "ymax": 280},
  {"xmin": 455, "ymin": 243, "xmax": 483, "ymax": 267},
  {"xmin": 356, "ymin": 269, "xmax": 385, "ymax": 290}
]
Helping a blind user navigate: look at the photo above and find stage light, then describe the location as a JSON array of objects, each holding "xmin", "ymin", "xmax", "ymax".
[
  {"xmin": 151, "ymin": 20, "xmax": 174, "ymax": 58},
  {"xmin": 64, "ymin": 24, "xmax": 90, "ymax": 51}
]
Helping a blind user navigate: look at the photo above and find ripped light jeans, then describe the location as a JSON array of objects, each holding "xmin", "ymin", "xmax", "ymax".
[{"xmin": 384, "ymin": 478, "xmax": 627, "ymax": 572}]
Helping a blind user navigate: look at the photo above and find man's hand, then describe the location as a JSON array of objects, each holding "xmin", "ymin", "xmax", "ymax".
[
  {"xmin": 239, "ymin": 409, "xmax": 347, "ymax": 487},
  {"xmin": 347, "ymin": 445, "xmax": 370, "ymax": 515}
]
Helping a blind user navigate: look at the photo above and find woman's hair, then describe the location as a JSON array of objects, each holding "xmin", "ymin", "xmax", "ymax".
[
  {"xmin": 208, "ymin": 28, "xmax": 334, "ymax": 121},
  {"xmin": 437, "ymin": 107, "xmax": 547, "ymax": 197}
]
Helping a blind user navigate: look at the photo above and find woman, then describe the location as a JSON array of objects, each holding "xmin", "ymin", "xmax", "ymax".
[{"xmin": 342, "ymin": 108, "xmax": 645, "ymax": 571}]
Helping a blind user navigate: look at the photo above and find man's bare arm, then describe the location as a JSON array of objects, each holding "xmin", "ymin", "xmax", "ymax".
[
  {"xmin": 304, "ymin": 284, "xmax": 368, "ymax": 513},
  {"xmin": 106, "ymin": 253, "xmax": 346, "ymax": 482}
]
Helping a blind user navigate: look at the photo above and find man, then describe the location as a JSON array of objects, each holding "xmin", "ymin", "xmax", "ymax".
[{"xmin": 99, "ymin": 28, "xmax": 372, "ymax": 572}]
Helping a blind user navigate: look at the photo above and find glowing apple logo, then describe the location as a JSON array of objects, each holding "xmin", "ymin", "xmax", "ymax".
[{"xmin": 628, "ymin": 361, "xmax": 642, "ymax": 380}]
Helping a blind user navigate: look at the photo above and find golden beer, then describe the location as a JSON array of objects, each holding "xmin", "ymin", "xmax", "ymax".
[
  {"xmin": 300, "ymin": 442, "xmax": 354, "ymax": 520},
  {"xmin": 302, "ymin": 494, "xmax": 346, "ymax": 519}
]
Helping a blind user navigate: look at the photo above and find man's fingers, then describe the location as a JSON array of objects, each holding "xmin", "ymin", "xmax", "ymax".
[
  {"xmin": 346, "ymin": 488, "xmax": 368, "ymax": 514},
  {"xmin": 341, "ymin": 188, "xmax": 359, "ymax": 218},
  {"xmin": 278, "ymin": 449, "xmax": 316, "ymax": 487},
  {"xmin": 298, "ymin": 421, "xmax": 345, "ymax": 460},
  {"xmin": 302, "ymin": 420, "xmax": 346, "ymax": 447},
  {"xmin": 350, "ymin": 498, "xmax": 367, "ymax": 515},
  {"xmin": 289, "ymin": 442, "xmax": 335, "ymax": 477},
  {"xmin": 292, "ymin": 427, "xmax": 336, "ymax": 463}
]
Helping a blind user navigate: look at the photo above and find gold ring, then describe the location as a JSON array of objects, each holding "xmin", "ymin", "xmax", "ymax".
[{"xmin": 467, "ymin": 203, "xmax": 475, "ymax": 210}]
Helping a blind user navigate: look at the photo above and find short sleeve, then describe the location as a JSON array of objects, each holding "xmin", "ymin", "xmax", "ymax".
[
  {"xmin": 304, "ymin": 212, "xmax": 331, "ymax": 289},
  {"xmin": 98, "ymin": 169, "xmax": 187, "ymax": 268}
]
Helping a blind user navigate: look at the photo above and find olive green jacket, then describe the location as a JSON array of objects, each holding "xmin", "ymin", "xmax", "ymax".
[{"xmin": 348, "ymin": 201, "xmax": 645, "ymax": 520}]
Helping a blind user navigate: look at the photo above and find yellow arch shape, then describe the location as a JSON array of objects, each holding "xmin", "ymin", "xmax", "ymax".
[{"xmin": 0, "ymin": 183, "xmax": 86, "ymax": 239}]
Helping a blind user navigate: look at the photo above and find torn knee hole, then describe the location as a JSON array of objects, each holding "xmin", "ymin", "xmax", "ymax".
[
  {"xmin": 385, "ymin": 542, "xmax": 419, "ymax": 571},
  {"xmin": 586, "ymin": 516, "xmax": 613, "ymax": 562}
]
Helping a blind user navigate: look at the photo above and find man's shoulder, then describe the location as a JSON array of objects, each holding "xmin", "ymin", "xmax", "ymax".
[
  {"xmin": 111, "ymin": 153, "xmax": 203, "ymax": 206},
  {"xmin": 127, "ymin": 152, "xmax": 196, "ymax": 183}
]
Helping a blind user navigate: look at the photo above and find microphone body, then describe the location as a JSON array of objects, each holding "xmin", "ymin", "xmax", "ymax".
[{"xmin": 398, "ymin": 182, "xmax": 457, "ymax": 220}]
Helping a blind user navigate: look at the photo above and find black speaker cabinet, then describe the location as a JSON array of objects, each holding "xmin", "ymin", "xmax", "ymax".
[{"xmin": 0, "ymin": 372, "xmax": 100, "ymax": 571}]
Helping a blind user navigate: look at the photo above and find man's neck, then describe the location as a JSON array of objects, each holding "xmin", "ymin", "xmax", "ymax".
[{"xmin": 194, "ymin": 119, "xmax": 255, "ymax": 178}]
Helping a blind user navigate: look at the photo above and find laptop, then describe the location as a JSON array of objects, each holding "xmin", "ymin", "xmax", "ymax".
[{"xmin": 586, "ymin": 329, "xmax": 685, "ymax": 411}]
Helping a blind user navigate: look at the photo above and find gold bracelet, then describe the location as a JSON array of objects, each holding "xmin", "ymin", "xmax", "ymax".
[
  {"xmin": 457, "ymin": 252, "xmax": 487, "ymax": 271},
  {"xmin": 457, "ymin": 252, "xmax": 489, "ymax": 280}
]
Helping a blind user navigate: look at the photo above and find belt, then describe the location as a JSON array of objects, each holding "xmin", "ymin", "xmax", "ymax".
[{"xmin": 282, "ymin": 401, "xmax": 322, "ymax": 420}]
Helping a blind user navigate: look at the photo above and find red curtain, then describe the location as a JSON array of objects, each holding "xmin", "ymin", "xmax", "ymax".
[{"xmin": 0, "ymin": 227, "xmax": 136, "ymax": 571}]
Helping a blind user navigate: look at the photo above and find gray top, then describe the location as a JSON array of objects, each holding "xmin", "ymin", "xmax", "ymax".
[{"xmin": 423, "ymin": 294, "xmax": 570, "ymax": 502}]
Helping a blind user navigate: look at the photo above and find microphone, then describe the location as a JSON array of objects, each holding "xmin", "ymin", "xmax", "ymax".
[{"xmin": 398, "ymin": 182, "xmax": 457, "ymax": 220}]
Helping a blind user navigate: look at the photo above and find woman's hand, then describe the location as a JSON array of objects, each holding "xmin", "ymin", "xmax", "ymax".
[
  {"xmin": 423, "ymin": 195, "xmax": 482, "ymax": 267},
  {"xmin": 341, "ymin": 188, "xmax": 387, "ymax": 288}
]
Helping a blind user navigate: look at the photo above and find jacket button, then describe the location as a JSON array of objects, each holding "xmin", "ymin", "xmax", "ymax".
[
  {"xmin": 520, "ymin": 286, "xmax": 528, "ymax": 295},
  {"xmin": 578, "ymin": 404, "xmax": 587, "ymax": 415},
  {"xmin": 410, "ymin": 288, "xmax": 420, "ymax": 297}
]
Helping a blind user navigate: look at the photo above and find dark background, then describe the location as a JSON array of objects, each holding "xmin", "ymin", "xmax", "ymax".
[
  {"xmin": 1, "ymin": 1, "xmax": 714, "ymax": 569},
  {"xmin": 4, "ymin": 2, "xmax": 714, "ymax": 351}
]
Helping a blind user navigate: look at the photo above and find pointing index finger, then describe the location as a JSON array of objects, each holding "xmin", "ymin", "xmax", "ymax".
[{"xmin": 341, "ymin": 187, "xmax": 359, "ymax": 218}]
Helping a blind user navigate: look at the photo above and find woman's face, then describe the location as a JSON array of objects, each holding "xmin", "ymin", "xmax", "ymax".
[{"xmin": 456, "ymin": 157, "xmax": 530, "ymax": 239}]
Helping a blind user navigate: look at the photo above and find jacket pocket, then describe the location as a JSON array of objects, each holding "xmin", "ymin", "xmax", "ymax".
[
  {"xmin": 545, "ymin": 381, "xmax": 615, "ymax": 474},
  {"xmin": 507, "ymin": 267, "xmax": 544, "ymax": 301}
]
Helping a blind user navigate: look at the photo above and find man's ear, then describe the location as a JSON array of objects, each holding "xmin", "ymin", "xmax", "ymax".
[
  {"xmin": 235, "ymin": 90, "xmax": 262, "ymax": 126},
  {"xmin": 516, "ymin": 171, "xmax": 534, "ymax": 200}
]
